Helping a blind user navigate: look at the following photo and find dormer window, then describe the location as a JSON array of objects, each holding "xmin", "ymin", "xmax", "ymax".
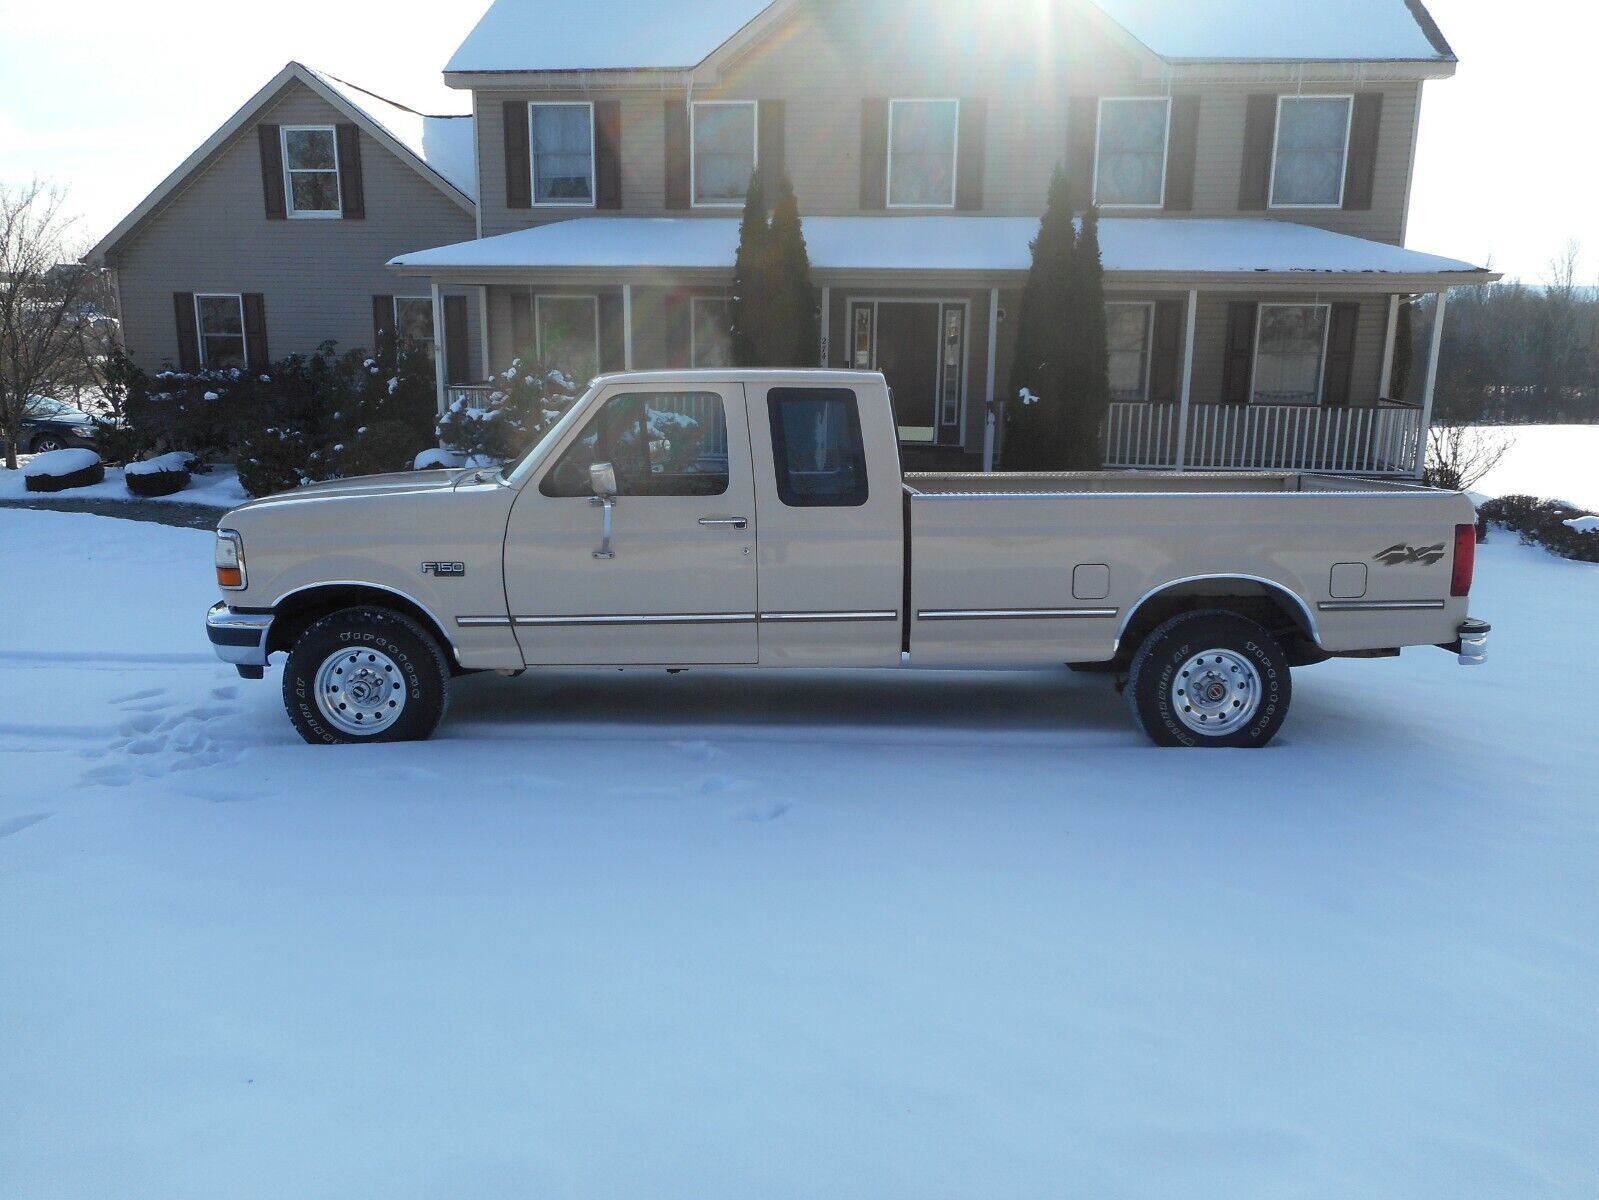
[
  {"xmin": 1094, "ymin": 98, "xmax": 1170, "ymax": 208},
  {"xmin": 530, "ymin": 102, "xmax": 595, "ymax": 206},
  {"xmin": 281, "ymin": 126, "xmax": 341, "ymax": 217},
  {"xmin": 692, "ymin": 101, "xmax": 757, "ymax": 207},
  {"xmin": 887, "ymin": 99, "xmax": 958, "ymax": 208},
  {"xmin": 1270, "ymin": 96, "xmax": 1353, "ymax": 208}
]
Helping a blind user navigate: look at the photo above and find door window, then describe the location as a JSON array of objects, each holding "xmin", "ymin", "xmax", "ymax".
[
  {"xmin": 541, "ymin": 391, "xmax": 729, "ymax": 497},
  {"xmin": 767, "ymin": 387, "xmax": 869, "ymax": 507}
]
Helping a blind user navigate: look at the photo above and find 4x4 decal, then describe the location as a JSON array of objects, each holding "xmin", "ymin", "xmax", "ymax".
[{"xmin": 1374, "ymin": 543, "xmax": 1445, "ymax": 566}]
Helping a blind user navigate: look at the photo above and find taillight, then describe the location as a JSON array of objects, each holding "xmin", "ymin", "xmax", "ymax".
[{"xmin": 1450, "ymin": 523, "xmax": 1475, "ymax": 597}]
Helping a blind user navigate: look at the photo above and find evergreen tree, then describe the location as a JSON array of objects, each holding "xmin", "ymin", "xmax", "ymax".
[
  {"xmin": 729, "ymin": 172, "xmax": 769, "ymax": 367},
  {"xmin": 1059, "ymin": 204, "xmax": 1110, "ymax": 470},
  {"xmin": 764, "ymin": 174, "xmax": 820, "ymax": 366},
  {"xmin": 1004, "ymin": 165, "xmax": 1076, "ymax": 469}
]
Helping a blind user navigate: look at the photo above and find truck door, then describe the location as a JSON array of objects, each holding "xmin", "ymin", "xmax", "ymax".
[{"xmin": 504, "ymin": 383, "xmax": 758, "ymax": 665}]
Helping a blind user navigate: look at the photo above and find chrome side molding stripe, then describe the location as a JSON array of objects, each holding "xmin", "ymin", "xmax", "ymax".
[
  {"xmin": 513, "ymin": 613, "xmax": 757, "ymax": 627},
  {"xmin": 916, "ymin": 607, "xmax": 1118, "ymax": 621},
  {"xmin": 456, "ymin": 615, "xmax": 513, "ymax": 627},
  {"xmin": 758, "ymin": 610, "xmax": 899, "ymax": 623},
  {"xmin": 1317, "ymin": 599, "xmax": 1447, "ymax": 611}
]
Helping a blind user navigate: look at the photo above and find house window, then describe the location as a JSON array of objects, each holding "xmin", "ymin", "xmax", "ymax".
[
  {"xmin": 692, "ymin": 101, "xmax": 757, "ymax": 206},
  {"xmin": 1271, "ymin": 96, "xmax": 1353, "ymax": 208},
  {"xmin": 529, "ymin": 102, "xmax": 595, "ymax": 205},
  {"xmin": 194, "ymin": 294, "xmax": 245, "ymax": 369},
  {"xmin": 281, "ymin": 126, "xmax": 341, "ymax": 217},
  {"xmin": 1106, "ymin": 302, "xmax": 1154, "ymax": 402},
  {"xmin": 394, "ymin": 297, "xmax": 435, "ymax": 359},
  {"xmin": 536, "ymin": 294, "xmax": 600, "ymax": 383},
  {"xmin": 1252, "ymin": 304, "xmax": 1330, "ymax": 405},
  {"xmin": 690, "ymin": 297, "xmax": 732, "ymax": 368},
  {"xmin": 1095, "ymin": 98, "xmax": 1169, "ymax": 208},
  {"xmin": 887, "ymin": 99, "xmax": 958, "ymax": 208}
]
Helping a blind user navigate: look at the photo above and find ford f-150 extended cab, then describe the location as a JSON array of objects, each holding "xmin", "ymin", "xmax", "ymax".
[{"xmin": 206, "ymin": 369, "xmax": 1489, "ymax": 747}]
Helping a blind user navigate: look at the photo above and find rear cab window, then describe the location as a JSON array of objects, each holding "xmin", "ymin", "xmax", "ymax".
[{"xmin": 767, "ymin": 387, "xmax": 869, "ymax": 508}]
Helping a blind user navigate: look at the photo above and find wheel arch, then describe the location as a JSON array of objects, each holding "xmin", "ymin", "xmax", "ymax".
[
  {"xmin": 266, "ymin": 582, "xmax": 458, "ymax": 667},
  {"xmin": 1117, "ymin": 574, "xmax": 1322, "ymax": 665}
]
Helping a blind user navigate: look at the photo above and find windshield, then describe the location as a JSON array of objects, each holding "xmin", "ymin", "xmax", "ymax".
[
  {"xmin": 25, "ymin": 397, "xmax": 69, "ymax": 418},
  {"xmin": 500, "ymin": 380, "xmax": 601, "ymax": 483}
]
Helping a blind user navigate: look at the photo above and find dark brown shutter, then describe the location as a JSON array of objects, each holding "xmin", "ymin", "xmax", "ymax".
[
  {"xmin": 859, "ymin": 98, "xmax": 888, "ymax": 209},
  {"xmin": 757, "ymin": 99, "xmax": 786, "ymax": 199},
  {"xmin": 1323, "ymin": 302, "xmax": 1361, "ymax": 405},
  {"xmin": 173, "ymin": 292, "xmax": 200, "ymax": 372},
  {"xmin": 335, "ymin": 123, "xmax": 365, "ymax": 218},
  {"xmin": 372, "ymin": 295, "xmax": 395, "ymax": 350},
  {"xmin": 1164, "ymin": 96, "xmax": 1200, "ymax": 212},
  {"xmin": 594, "ymin": 100, "xmax": 622, "ymax": 209},
  {"xmin": 1342, "ymin": 93, "xmax": 1383, "ymax": 211},
  {"xmin": 443, "ymin": 294, "xmax": 469, "ymax": 384},
  {"xmin": 504, "ymin": 101, "xmax": 531, "ymax": 209},
  {"xmin": 242, "ymin": 293, "xmax": 268, "ymax": 370},
  {"xmin": 956, "ymin": 98, "xmax": 987, "ymax": 210},
  {"xmin": 1239, "ymin": 95, "xmax": 1276, "ymax": 210},
  {"xmin": 664, "ymin": 99, "xmax": 690, "ymax": 210},
  {"xmin": 1065, "ymin": 95, "xmax": 1098, "ymax": 211},
  {"xmin": 258, "ymin": 125, "xmax": 286, "ymax": 220},
  {"xmin": 598, "ymin": 290, "xmax": 625, "ymax": 372},
  {"xmin": 663, "ymin": 291, "xmax": 692, "ymax": 369},
  {"xmin": 510, "ymin": 291, "xmax": 534, "ymax": 354},
  {"xmin": 1147, "ymin": 299, "xmax": 1184, "ymax": 403},
  {"xmin": 1221, "ymin": 302, "xmax": 1258, "ymax": 404}
]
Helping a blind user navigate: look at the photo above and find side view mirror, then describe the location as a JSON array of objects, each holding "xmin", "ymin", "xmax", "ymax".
[{"xmin": 589, "ymin": 461, "xmax": 617, "ymax": 498}]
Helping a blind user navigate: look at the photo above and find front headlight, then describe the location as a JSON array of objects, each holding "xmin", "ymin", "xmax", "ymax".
[{"xmin": 215, "ymin": 530, "xmax": 246, "ymax": 590}]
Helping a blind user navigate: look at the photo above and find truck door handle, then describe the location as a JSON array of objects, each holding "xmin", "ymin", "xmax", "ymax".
[{"xmin": 698, "ymin": 516, "xmax": 748, "ymax": 528}]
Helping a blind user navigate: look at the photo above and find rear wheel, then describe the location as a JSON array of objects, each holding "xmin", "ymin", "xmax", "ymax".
[
  {"xmin": 30, "ymin": 435, "xmax": 65, "ymax": 453},
  {"xmin": 1126, "ymin": 610, "xmax": 1291, "ymax": 747},
  {"xmin": 283, "ymin": 607, "xmax": 450, "ymax": 745}
]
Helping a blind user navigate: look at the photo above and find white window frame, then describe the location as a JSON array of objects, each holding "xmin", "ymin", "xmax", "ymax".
[
  {"xmin": 1105, "ymin": 300, "xmax": 1156, "ymax": 402},
  {"xmin": 193, "ymin": 293, "xmax": 246, "ymax": 370},
  {"xmin": 689, "ymin": 295, "xmax": 732, "ymax": 368},
  {"xmin": 393, "ymin": 296, "xmax": 435, "ymax": 358},
  {"xmin": 281, "ymin": 125, "xmax": 342, "ymax": 219},
  {"xmin": 690, "ymin": 100, "xmax": 758, "ymax": 209},
  {"xmin": 535, "ymin": 293, "xmax": 601, "ymax": 379},
  {"xmin": 1268, "ymin": 95, "xmax": 1354, "ymax": 210},
  {"xmin": 886, "ymin": 98, "xmax": 960, "ymax": 210},
  {"xmin": 1093, "ymin": 98, "xmax": 1170, "ymax": 210},
  {"xmin": 1250, "ymin": 302, "xmax": 1332, "ymax": 407},
  {"xmin": 527, "ymin": 101, "xmax": 597, "ymax": 209}
]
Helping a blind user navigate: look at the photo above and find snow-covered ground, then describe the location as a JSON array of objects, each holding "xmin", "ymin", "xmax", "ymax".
[
  {"xmin": 0, "ymin": 461, "xmax": 247, "ymax": 508},
  {"xmin": 2, "ymin": 507, "xmax": 1596, "ymax": 1199},
  {"xmin": 1474, "ymin": 423, "xmax": 1599, "ymax": 510}
]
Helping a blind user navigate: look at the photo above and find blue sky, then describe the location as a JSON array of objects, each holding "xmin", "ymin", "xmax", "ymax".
[{"xmin": 0, "ymin": 0, "xmax": 1586, "ymax": 283}]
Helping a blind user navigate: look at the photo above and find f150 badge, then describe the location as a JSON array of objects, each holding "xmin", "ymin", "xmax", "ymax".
[
  {"xmin": 1374, "ymin": 543, "xmax": 1445, "ymax": 566},
  {"xmin": 421, "ymin": 561, "xmax": 467, "ymax": 577}
]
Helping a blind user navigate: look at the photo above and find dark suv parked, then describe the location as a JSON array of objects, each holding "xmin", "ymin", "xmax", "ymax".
[{"xmin": 18, "ymin": 396, "xmax": 99, "ymax": 454}]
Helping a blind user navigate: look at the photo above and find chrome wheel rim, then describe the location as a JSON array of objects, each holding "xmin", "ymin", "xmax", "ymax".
[
  {"xmin": 313, "ymin": 647, "xmax": 406, "ymax": 736},
  {"xmin": 34, "ymin": 439, "xmax": 61, "ymax": 452},
  {"xmin": 1172, "ymin": 648, "xmax": 1261, "ymax": 736}
]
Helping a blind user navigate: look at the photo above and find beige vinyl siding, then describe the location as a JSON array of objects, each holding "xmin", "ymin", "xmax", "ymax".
[{"xmin": 114, "ymin": 83, "xmax": 482, "ymax": 377}]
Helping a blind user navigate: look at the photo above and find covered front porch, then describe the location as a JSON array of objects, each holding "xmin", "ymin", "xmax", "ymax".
[{"xmin": 390, "ymin": 215, "xmax": 1493, "ymax": 477}]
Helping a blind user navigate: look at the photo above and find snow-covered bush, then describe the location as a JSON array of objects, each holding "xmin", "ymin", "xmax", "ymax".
[
  {"xmin": 436, "ymin": 357, "xmax": 578, "ymax": 463},
  {"xmin": 414, "ymin": 447, "xmax": 466, "ymax": 471},
  {"xmin": 124, "ymin": 451, "xmax": 196, "ymax": 498},
  {"xmin": 1477, "ymin": 494, "xmax": 1599, "ymax": 563},
  {"xmin": 23, "ymin": 448, "xmax": 104, "ymax": 493},
  {"xmin": 236, "ymin": 425, "xmax": 311, "ymax": 498}
]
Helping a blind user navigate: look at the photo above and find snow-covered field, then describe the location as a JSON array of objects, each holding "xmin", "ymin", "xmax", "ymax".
[
  {"xmin": 1474, "ymin": 423, "xmax": 1599, "ymax": 510},
  {"xmin": 2, "ymin": 507, "xmax": 1596, "ymax": 1199}
]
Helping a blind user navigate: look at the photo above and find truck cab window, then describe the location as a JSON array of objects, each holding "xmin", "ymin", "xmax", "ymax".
[
  {"xmin": 540, "ymin": 391, "xmax": 729, "ymax": 497},
  {"xmin": 767, "ymin": 388, "xmax": 869, "ymax": 507}
]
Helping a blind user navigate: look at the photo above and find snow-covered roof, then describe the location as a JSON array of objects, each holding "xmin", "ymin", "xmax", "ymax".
[
  {"xmin": 446, "ymin": 0, "xmax": 773, "ymax": 73},
  {"xmin": 389, "ymin": 216, "xmax": 1491, "ymax": 281},
  {"xmin": 308, "ymin": 69, "xmax": 477, "ymax": 200},
  {"xmin": 445, "ymin": 0, "xmax": 1450, "ymax": 75}
]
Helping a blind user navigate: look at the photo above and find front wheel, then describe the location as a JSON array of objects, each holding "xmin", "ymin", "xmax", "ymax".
[
  {"xmin": 283, "ymin": 607, "xmax": 450, "ymax": 744},
  {"xmin": 31, "ymin": 435, "xmax": 65, "ymax": 453},
  {"xmin": 1126, "ymin": 610, "xmax": 1291, "ymax": 747}
]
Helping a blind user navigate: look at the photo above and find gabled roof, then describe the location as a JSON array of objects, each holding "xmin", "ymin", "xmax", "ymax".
[
  {"xmin": 88, "ymin": 62, "xmax": 475, "ymax": 267},
  {"xmin": 444, "ymin": 0, "xmax": 1453, "ymax": 77}
]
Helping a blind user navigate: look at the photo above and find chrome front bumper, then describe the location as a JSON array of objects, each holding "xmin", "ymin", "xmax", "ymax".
[{"xmin": 206, "ymin": 602, "xmax": 273, "ymax": 672}]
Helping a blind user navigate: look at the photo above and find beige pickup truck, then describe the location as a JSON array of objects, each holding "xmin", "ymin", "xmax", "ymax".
[{"xmin": 206, "ymin": 369, "xmax": 1488, "ymax": 747}]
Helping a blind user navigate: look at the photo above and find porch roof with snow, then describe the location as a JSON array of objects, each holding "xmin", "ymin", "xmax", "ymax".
[{"xmin": 388, "ymin": 216, "xmax": 1495, "ymax": 292}]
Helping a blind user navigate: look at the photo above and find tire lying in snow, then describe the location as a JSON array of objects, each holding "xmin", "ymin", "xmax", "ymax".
[
  {"xmin": 1126, "ymin": 609, "xmax": 1292, "ymax": 748},
  {"xmin": 125, "ymin": 452, "xmax": 196, "ymax": 498},
  {"xmin": 283, "ymin": 606, "xmax": 451, "ymax": 745},
  {"xmin": 23, "ymin": 448, "xmax": 105, "ymax": 493}
]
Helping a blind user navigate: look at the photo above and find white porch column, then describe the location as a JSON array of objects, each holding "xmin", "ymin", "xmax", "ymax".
[
  {"xmin": 430, "ymin": 282, "xmax": 447, "ymax": 417},
  {"xmin": 982, "ymin": 287, "xmax": 1000, "ymax": 471},
  {"xmin": 1379, "ymin": 293, "xmax": 1401, "ymax": 399},
  {"xmin": 819, "ymin": 286, "xmax": 830, "ymax": 366},
  {"xmin": 1417, "ymin": 289, "xmax": 1448, "ymax": 478},
  {"xmin": 622, "ymin": 284, "xmax": 634, "ymax": 370},
  {"xmin": 1173, "ymin": 288, "xmax": 1199, "ymax": 472}
]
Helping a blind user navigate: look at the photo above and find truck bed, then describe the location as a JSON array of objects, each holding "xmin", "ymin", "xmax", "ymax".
[{"xmin": 904, "ymin": 471, "xmax": 1428, "ymax": 496}]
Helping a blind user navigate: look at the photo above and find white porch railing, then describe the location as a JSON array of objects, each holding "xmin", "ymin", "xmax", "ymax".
[{"xmin": 1101, "ymin": 400, "xmax": 1424, "ymax": 475}]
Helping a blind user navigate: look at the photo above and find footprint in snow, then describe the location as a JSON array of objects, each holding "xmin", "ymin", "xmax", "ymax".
[
  {"xmin": 79, "ymin": 764, "xmax": 135, "ymax": 788},
  {"xmin": 736, "ymin": 798, "xmax": 790, "ymax": 822},
  {"xmin": 210, "ymin": 686, "xmax": 239, "ymax": 701}
]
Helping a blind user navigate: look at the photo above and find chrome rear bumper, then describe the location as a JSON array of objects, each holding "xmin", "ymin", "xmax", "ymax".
[
  {"xmin": 206, "ymin": 602, "xmax": 272, "ymax": 674},
  {"xmin": 1447, "ymin": 617, "xmax": 1491, "ymax": 666}
]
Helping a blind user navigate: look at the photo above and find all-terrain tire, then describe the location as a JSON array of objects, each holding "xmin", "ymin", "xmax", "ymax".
[
  {"xmin": 1126, "ymin": 610, "xmax": 1291, "ymax": 748},
  {"xmin": 283, "ymin": 607, "xmax": 451, "ymax": 745}
]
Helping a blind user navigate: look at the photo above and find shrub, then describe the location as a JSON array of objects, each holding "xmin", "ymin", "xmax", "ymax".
[
  {"xmin": 236, "ymin": 425, "xmax": 311, "ymax": 498},
  {"xmin": 1477, "ymin": 494, "xmax": 1599, "ymax": 563},
  {"xmin": 23, "ymin": 448, "xmax": 104, "ymax": 493},
  {"xmin": 124, "ymin": 451, "xmax": 196, "ymax": 498},
  {"xmin": 437, "ymin": 356, "xmax": 578, "ymax": 463}
]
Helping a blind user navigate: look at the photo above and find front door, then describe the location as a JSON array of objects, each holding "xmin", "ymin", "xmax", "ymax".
[
  {"xmin": 848, "ymin": 299, "xmax": 966, "ymax": 444},
  {"xmin": 504, "ymin": 383, "xmax": 758, "ymax": 665}
]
